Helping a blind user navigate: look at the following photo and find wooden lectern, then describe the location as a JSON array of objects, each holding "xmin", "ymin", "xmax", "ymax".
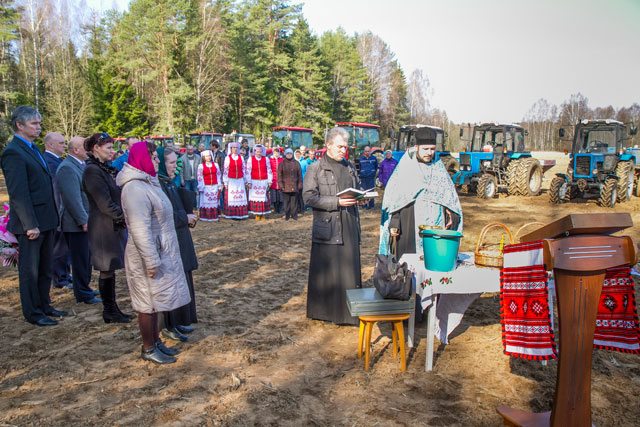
[{"xmin": 497, "ymin": 213, "xmax": 637, "ymax": 427}]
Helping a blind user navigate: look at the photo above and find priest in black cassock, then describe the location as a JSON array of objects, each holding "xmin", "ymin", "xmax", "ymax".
[
  {"xmin": 303, "ymin": 127, "xmax": 362, "ymax": 325},
  {"xmin": 379, "ymin": 126, "xmax": 463, "ymax": 260}
]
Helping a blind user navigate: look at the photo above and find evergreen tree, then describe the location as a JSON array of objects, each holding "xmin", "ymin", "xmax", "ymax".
[
  {"xmin": 283, "ymin": 18, "xmax": 331, "ymax": 141},
  {"xmin": 0, "ymin": 1, "xmax": 20, "ymax": 146},
  {"xmin": 319, "ymin": 28, "xmax": 373, "ymax": 124},
  {"xmin": 229, "ymin": 0, "xmax": 300, "ymax": 135}
]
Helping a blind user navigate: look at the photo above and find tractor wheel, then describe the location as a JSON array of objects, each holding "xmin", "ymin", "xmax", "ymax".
[
  {"xmin": 505, "ymin": 159, "xmax": 521, "ymax": 196},
  {"xmin": 549, "ymin": 177, "xmax": 568, "ymax": 204},
  {"xmin": 461, "ymin": 182, "xmax": 477, "ymax": 195},
  {"xmin": 615, "ymin": 161, "xmax": 634, "ymax": 202},
  {"xmin": 476, "ymin": 174, "xmax": 497, "ymax": 199},
  {"xmin": 442, "ymin": 156, "xmax": 459, "ymax": 178},
  {"xmin": 514, "ymin": 158, "xmax": 543, "ymax": 196},
  {"xmin": 598, "ymin": 178, "xmax": 618, "ymax": 208},
  {"xmin": 634, "ymin": 174, "xmax": 640, "ymax": 197}
]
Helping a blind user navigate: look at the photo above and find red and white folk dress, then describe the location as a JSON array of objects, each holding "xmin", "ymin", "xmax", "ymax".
[
  {"xmin": 246, "ymin": 154, "xmax": 273, "ymax": 215},
  {"xmin": 223, "ymin": 154, "xmax": 249, "ymax": 219},
  {"xmin": 196, "ymin": 160, "xmax": 222, "ymax": 221}
]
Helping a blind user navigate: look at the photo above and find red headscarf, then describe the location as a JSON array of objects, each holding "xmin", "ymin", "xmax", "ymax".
[{"xmin": 127, "ymin": 141, "xmax": 157, "ymax": 177}]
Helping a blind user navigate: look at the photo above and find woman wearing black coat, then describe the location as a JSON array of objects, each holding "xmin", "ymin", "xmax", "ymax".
[
  {"xmin": 157, "ymin": 147, "xmax": 199, "ymax": 341},
  {"xmin": 81, "ymin": 133, "xmax": 131, "ymax": 324}
]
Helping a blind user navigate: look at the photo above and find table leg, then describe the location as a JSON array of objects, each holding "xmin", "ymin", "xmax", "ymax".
[
  {"xmin": 358, "ymin": 319, "xmax": 365, "ymax": 359},
  {"xmin": 425, "ymin": 295, "xmax": 437, "ymax": 372},
  {"xmin": 408, "ymin": 292, "xmax": 416, "ymax": 348},
  {"xmin": 392, "ymin": 323, "xmax": 398, "ymax": 358},
  {"xmin": 396, "ymin": 320, "xmax": 407, "ymax": 372},
  {"xmin": 364, "ymin": 321, "xmax": 373, "ymax": 371}
]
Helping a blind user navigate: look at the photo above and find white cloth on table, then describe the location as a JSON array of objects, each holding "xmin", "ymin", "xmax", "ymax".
[{"xmin": 400, "ymin": 252, "xmax": 500, "ymax": 344}]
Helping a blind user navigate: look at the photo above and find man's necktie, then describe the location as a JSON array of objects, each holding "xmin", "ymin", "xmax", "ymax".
[{"xmin": 30, "ymin": 144, "xmax": 47, "ymax": 169}]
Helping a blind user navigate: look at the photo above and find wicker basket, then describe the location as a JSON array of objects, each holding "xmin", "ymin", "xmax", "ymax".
[
  {"xmin": 474, "ymin": 222, "xmax": 514, "ymax": 269},
  {"xmin": 514, "ymin": 222, "xmax": 545, "ymax": 242}
]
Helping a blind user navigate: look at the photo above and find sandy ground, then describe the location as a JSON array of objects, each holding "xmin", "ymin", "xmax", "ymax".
[{"xmin": 1, "ymin": 152, "xmax": 640, "ymax": 426}]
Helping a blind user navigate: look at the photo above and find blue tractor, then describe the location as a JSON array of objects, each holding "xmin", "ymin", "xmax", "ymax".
[
  {"xmin": 549, "ymin": 119, "xmax": 639, "ymax": 208},
  {"xmin": 390, "ymin": 124, "xmax": 459, "ymax": 176},
  {"xmin": 452, "ymin": 123, "xmax": 551, "ymax": 198}
]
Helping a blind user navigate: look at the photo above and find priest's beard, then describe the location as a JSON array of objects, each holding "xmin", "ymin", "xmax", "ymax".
[{"xmin": 416, "ymin": 152, "xmax": 434, "ymax": 164}]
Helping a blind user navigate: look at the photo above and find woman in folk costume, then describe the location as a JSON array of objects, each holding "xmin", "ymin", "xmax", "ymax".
[
  {"xmin": 196, "ymin": 150, "xmax": 222, "ymax": 221},
  {"xmin": 222, "ymin": 142, "xmax": 249, "ymax": 219},
  {"xmin": 246, "ymin": 144, "xmax": 272, "ymax": 220}
]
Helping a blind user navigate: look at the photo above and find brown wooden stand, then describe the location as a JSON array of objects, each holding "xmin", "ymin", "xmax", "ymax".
[{"xmin": 497, "ymin": 214, "xmax": 637, "ymax": 427}]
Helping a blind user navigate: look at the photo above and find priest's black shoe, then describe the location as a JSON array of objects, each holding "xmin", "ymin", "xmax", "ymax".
[
  {"xmin": 156, "ymin": 340, "xmax": 180, "ymax": 356},
  {"xmin": 31, "ymin": 317, "xmax": 58, "ymax": 326},
  {"xmin": 162, "ymin": 327, "xmax": 188, "ymax": 342},
  {"xmin": 45, "ymin": 308, "xmax": 68, "ymax": 317},
  {"xmin": 83, "ymin": 297, "xmax": 102, "ymax": 305},
  {"xmin": 141, "ymin": 345, "xmax": 176, "ymax": 364},
  {"xmin": 103, "ymin": 311, "xmax": 131, "ymax": 324},
  {"xmin": 176, "ymin": 325, "xmax": 195, "ymax": 334}
]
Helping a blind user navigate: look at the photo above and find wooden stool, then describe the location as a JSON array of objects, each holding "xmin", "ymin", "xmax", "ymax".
[{"xmin": 358, "ymin": 313, "xmax": 410, "ymax": 372}]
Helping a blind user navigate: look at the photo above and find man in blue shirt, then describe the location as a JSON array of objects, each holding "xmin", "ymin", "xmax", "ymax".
[
  {"xmin": 358, "ymin": 146, "xmax": 378, "ymax": 209},
  {"xmin": 1, "ymin": 106, "xmax": 66, "ymax": 326},
  {"xmin": 110, "ymin": 136, "xmax": 138, "ymax": 171}
]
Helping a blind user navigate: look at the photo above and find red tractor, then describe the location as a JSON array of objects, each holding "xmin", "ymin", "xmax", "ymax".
[
  {"xmin": 143, "ymin": 136, "xmax": 175, "ymax": 147},
  {"xmin": 272, "ymin": 126, "xmax": 313, "ymax": 149}
]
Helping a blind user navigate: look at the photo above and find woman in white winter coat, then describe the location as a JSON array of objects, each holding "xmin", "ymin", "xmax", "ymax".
[{"xmin": 117, "ymin": 141, "xmax": 191, "ymax": 365}]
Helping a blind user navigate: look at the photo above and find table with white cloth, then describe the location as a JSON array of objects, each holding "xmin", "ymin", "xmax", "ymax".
[{"xmin": 399, "ymin": 252, "xmax": 500, "ymax": 371}]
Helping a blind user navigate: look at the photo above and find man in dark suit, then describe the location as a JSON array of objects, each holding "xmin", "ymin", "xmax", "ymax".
[
  {"xmin": 55, "ymin": 136, "xmax": 100, "ymax": 305},
  {"xmin": 1, "ymin": 106, "xmax": 66, "ymax": 326},
  {"xmin": 43, "ymin": 132, "xmax": 72, "ymax": 288}
]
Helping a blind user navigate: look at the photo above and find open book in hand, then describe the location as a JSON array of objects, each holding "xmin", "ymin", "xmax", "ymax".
[{"xmin": 336, "ymin": 187, "xmax": 378, "ymax": 199}]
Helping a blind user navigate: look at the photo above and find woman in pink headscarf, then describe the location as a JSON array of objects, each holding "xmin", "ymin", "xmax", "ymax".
[{"xmin": 117, "ymin": 141, "xmax": 191, "ymax": 365}]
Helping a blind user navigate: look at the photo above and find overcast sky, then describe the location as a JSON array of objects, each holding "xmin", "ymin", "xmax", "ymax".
[{"xmin": 89, "ymin": 0, "xmax": 640, "ymax": 124}]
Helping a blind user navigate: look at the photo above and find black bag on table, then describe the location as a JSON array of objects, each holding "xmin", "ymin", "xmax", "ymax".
[{"xmin": 372, "ymin": 254, "xmax": 412, "ymax": 300}]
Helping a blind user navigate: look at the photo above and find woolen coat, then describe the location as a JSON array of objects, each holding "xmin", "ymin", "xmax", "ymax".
[
  {"xmin": 117, "ymin": 163, "xmax": 191, "ymax": 314},
  {"xmin": 82, "ymin": 155, "xmax": 127, "ymax": 271},
  {"xmin": 158, "ymin": 175, "xmax": 198, "ymax": 272},
  {"xmin": 303, "ymin": 155, "xmax": 361, "ymax": 245},
  {"xmin": 55, "ymin": 156, "xmax": 89, "ymax": 232},
  {"xmin": 277, "ymin": 157, "xmax": 302, "ymax": 193}
]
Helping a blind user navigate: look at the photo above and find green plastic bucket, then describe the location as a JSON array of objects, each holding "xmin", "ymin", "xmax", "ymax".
[{"xmin": 419, "ymin": 229, "xmax": 463, "ymax": 272}]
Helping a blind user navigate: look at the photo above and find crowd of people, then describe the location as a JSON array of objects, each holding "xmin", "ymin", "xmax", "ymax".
[
  {"xmin": 1, "ymin": 104, "xmax": 415, "ymax": 365},
  {"xmin": 1, "ymin": 107, "xmax": 199, "ymax": 364}
]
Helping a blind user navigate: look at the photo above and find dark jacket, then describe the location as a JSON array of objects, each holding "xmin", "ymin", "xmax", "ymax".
[
  {"xmin": 303, "ymin": 155, "xmax": 361, "ymax": 245},
  {"xmin": 358, "ymin": 154, "xmax": 378, "ymax": 179},
  {"xmin": 158, "ymin": 175, "xmax": 198, "ymax": 272},
  {"xmin": 43, "ymin": 151, "xmax": 63, "ymax": 175},
  {"xmin": 0, "ymin": 136, "xmax": 58, "ymax": 234},
  {"xmin": 277, "ymin": 157, "xmax": 302, "ymax": 193},
  {"xmin": 82, "ymin": 155, "xmax": 127, "ymax": 271},
  {"xmin": 55, "ymin": 155, "xmax": 89, "ymax": 232}
]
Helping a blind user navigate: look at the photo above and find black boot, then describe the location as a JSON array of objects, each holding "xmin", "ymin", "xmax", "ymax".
[
  {"xmin": 110, "ymin": 278, "xmax": 134, "ymax": 321},
  {"xmin": 141, "ymin": 344, "xmax": 176, "ymax": 364},
  {"xmin": 99, "ymin": 277, "xmax": 130, "ymax": 324}
]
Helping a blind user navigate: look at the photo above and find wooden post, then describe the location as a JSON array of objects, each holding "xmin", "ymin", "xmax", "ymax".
[{"xmin": 497, "ymin": 214, "xmax": 637, "ymax": 427}]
